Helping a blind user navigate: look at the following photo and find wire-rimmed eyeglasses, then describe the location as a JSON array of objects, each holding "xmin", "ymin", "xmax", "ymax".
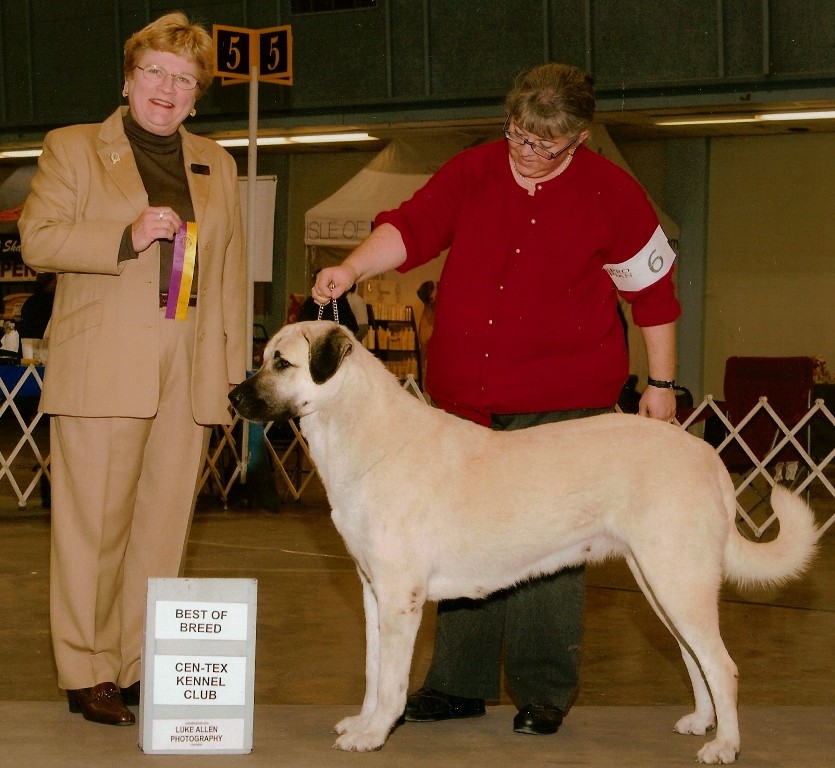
[
  {"xmin": 503, "ymin": 115, "xmax": 577, "ymax": 160},
  {"xmin": 136, "ymin": 64, "xmax": 199, "ymax": 92}
]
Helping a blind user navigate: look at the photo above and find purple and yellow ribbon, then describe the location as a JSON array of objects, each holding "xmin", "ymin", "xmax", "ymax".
[{"xmin": 165, "ymin": 220, "xmax": 198, "ymax": 320}]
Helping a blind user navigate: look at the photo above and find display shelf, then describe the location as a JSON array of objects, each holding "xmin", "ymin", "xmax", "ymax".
[{"xmin": 364, "ymin": 303, "xmax": 422, "ymax": 388}]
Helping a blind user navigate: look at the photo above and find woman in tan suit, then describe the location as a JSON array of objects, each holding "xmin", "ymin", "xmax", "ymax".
[{"xmin": 19, "ymin": 13, "xmax": 247, "ymax": 726}]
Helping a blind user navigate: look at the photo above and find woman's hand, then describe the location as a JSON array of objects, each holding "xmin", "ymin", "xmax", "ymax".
[
  {"xmin": 131, "ymin": 206, "xmax": 182, "ymax": 252},
  {"xmin": 638, "ymin": 386, "xmax": 677, "ymax": 422},
  {"xmin": 311, "ymin": 265, "xmax": 358, "ymax": 305}
]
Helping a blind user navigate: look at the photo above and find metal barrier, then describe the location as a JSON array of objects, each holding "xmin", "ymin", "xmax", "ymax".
[
  {"xmin": 677, "ymin": 395, "xmax": 835, "ymax": 537},
  {"xmin": 0, "ymin": 364, "xmax": 246, "ymax": 510},
  {"xmin": 0, "ymin": 364, "xmax": 49, "ymax": 508},
  {"xmin": 199, "ymin": 419, "xmax": 243, "ymax": 505}
]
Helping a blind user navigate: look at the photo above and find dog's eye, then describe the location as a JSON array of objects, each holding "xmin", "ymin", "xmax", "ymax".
[{"xmin": 273, "ymin": 353, "xmax": 292, "ymax": 371}]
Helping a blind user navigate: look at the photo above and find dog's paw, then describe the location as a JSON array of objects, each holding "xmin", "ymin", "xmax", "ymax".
[
  {"xmin": 332, "ymin": 731, "xmax": 386, "ymax": 752},
  {"xmin": 696, "ymin": 739, "xmax": 739, "ymax": 764},
  {"xmin": 333, "ymin": 714, "xmax": 367, "ymax": 735},
  {"xmin": 674, "ymin": 711, "xmax": 716, "ymax": 736}
]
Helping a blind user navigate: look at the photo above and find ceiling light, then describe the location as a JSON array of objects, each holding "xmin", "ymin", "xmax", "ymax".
[
  {"xmin": 655, "ymin": 109, "xmax": 835, "ymax": 127},
  {"xmin": 0, "ymin": 148, "xmax": 42, "ymax": 158},
  {"xmin": 654, "ymin": 116, "xmax": 761, "ymax": 126},
  {"xmin": 758, "ymin": 110, "xmax": 835, "ymax": 121},
  {"xmin": 215, "ymin": 132, "xmax": 375, "ymax": 148},
  {"xmin": 290, "ymin": 132, "xmax": 374, "ymax": 144},
  {"xmin": 216, "ymin": 137, "xmax": 291, "ymax": 148}
]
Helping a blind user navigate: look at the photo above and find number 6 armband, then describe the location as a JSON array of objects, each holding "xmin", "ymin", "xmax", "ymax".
[{"xmin": 602, "ymin": 225, "xmax": 676, "ymax": 292}]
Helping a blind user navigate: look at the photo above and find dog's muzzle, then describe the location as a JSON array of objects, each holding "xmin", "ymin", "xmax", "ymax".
[
  {"xmin": 229, "ymin": 377, "xmax": 295, "ymax": 423},
  {"xmin": 228, "ymin": 379, "xmax": 264, "ymax": 421}
]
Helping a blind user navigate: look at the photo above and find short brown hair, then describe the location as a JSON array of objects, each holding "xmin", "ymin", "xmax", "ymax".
[
  {"xmin": 504, "ymin": 63, "xmax": 595, "ymax": 139},
  {"xmin": 123, "ymin": 12, "xmax": 214, "ymax": 98}
]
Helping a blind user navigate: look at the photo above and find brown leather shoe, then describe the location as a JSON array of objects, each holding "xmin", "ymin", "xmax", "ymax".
[{"xmin": 67, "ymin": 682, "xmax": 136, "ymax": 726}]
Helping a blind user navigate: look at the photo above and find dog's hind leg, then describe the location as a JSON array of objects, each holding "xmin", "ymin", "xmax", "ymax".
[
  {"xmin": 334, "ymin": 571, "xmax": 380, "ymax": 737},
  {"xmin": 625, "ymin": 552, "xmax": 740, "ymax": 764},
  {"xmin": 674, "ymin": 626, "xmax": 739, "ymax": 764},
  {"xmin": 675, "ymin": 646, "xmax": 716, "ymax": 736},
  {"xmin": 625, "ymin": 554, "xmax": 716, "ymax": 733},
  {"xmin": 333, "ymin": 578, "xmax": 425, "ymax": 752}
]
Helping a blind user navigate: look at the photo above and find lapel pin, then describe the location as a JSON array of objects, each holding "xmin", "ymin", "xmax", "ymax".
[
  {"xmin": 190, "ymin": 163, "xmax": 210, "ymax": 175},
  {"xmin": 111, "ymin": 152, "xmax": 121, "ymax": 164}
]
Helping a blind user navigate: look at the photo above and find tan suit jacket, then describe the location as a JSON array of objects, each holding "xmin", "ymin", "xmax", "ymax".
[{"xmin": 19, "ymin": 107, "xmax": 247, "ymax": 424}]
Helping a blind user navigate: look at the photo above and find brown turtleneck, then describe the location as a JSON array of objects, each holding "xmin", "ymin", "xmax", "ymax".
[{"xmin": 118, "ymin": 112, "xmax": 198, "ymax": 293}]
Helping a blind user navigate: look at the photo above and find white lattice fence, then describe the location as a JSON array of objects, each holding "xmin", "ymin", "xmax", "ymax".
[
  {"xmin": 678, "ymin": 396, "xmax": 835, "ymax": 537},
  {"xmin": 0, "ymin": 365, "xmax": 49, "ymax": 508}
]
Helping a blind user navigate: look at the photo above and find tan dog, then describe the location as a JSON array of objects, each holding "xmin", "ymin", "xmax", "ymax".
[{"xmin": 229, "ymin": 321, "xmax": 819, "ymax": 764}]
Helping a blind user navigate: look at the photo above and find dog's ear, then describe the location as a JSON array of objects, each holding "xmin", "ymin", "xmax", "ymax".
[{"xmin": 309, "ymin": 325, "xmax": 354, "ymax": 384}]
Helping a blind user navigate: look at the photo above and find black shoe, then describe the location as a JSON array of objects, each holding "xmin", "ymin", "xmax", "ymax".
[
  {"xmin": 403, "ymin": 687, "xmax": 486, "ymax": 722},
  {"xmin": 120, "ymin": 681, "xmax": 140, "ymax": 707},
  {"xmin": 513, "ymin": 703, "xmax": 564, "ymax": 735}
]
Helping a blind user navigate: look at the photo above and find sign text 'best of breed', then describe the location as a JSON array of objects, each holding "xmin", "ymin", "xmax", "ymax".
[{"xmin": 139, "ymin": 578, "xmax": 257, "ymax": 755}]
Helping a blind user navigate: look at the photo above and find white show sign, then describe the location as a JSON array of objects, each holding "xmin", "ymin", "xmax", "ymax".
[
  {"xmin": 155, "ymin": 600, "xmax": 249, "ymax": 640},
  {"xmin": 140, "ymin": 578, "xmax": 257, "ymax": 755},
  {"xmin": 153, "ymin": 655, "xmax": 248, "ymax": 706}
]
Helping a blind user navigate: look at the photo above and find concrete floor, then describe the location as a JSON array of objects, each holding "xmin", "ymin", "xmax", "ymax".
[{"xmin": 1, "ymin": 478, "xmax": 834, "ymax": 767}]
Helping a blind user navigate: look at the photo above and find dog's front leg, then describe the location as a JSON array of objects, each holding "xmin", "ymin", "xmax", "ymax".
[
  {"xmin": 333, "ymin": 581, "xmax": 424, "ymax": 752},
  {"xmin": 334, "ymin": 572, "xmax": 379, "ymax": 737}
]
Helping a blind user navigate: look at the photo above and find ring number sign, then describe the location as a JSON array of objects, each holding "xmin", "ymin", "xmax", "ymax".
[{"xmin": 213, "ymin": 25, "xmax": 293, "ymax": 85}]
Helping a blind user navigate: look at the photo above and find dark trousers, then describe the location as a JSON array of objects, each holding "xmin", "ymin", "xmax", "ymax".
[{"xmin": 422, "ymin": 407, "xmax": 612, "ymax": 711}]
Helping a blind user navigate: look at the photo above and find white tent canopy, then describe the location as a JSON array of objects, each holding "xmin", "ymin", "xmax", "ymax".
[{"xmin": 304, "ymin": 134, "xmax": 480, "ymax": 251}]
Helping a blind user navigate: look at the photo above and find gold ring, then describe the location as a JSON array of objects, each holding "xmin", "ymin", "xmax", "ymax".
[
  {"xmin": 328, "ymin": 281, "xmax": 336, "ymax": 290},
  {"xmin": 158, "ymin": 211, "xmax": 164, "ymax": 220}
]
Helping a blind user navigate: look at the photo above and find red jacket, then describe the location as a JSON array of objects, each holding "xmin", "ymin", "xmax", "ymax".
[{"xmin": 376, "ymin": 140, "xmax": 681, "ymax": 425}]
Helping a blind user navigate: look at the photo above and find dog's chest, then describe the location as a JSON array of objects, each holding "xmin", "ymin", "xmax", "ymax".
[
  {"xmin": 330, "ymin": 507, "xmax": 370, "ymax": 563},
  {"xmin": 330, "ymin": 501, "xmax": 411, "ymax": 575}
]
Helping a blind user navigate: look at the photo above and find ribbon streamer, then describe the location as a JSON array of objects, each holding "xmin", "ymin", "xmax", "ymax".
[{"xmin": 165, "ymin": 221, "xmax": 197, "ymax": 320}]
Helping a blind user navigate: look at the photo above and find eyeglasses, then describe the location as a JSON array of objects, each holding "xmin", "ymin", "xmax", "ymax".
[
  {"xmin": 136, "ymin": 64, "xmax": 199, "ymax": 91},
  {"xmin": 503, "ymin": 116, "xmax": 577, "ymax": 160}
]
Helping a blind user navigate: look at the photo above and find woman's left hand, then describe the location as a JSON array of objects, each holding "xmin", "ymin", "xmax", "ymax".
[{"xmin": 638, "ymin": 386, "xmax": 677, "ymax": 422}]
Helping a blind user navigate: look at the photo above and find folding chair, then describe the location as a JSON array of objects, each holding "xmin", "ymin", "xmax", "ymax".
[{"xmin": 707, "ymin": 356, "xmax": 815, "ymax": 533}]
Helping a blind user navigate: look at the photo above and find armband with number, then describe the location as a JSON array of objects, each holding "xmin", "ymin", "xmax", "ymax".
[{"xmin": 602, "ymin": 226, "xmax": 676, "ymax": 292}]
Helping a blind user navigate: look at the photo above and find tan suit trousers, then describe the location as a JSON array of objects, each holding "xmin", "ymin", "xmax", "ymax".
[{"xmin": 49, "ymin": 308, "xmax": 210, "ymax": 690}]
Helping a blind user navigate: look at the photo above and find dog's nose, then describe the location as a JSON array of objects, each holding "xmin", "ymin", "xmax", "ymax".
[{"xmin": 228, "ymin": 384, "xmax": 244, "ymax": 409}]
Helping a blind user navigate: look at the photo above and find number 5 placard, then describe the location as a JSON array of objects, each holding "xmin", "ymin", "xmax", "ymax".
[{"xmin": 213, "ymin": 25, "xmax": 293, "ymax": 85}]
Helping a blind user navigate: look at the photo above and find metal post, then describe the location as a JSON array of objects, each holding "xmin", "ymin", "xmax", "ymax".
[{"xmin": 241, "ymin": 65, "xmax": 259, "ymax": 483}]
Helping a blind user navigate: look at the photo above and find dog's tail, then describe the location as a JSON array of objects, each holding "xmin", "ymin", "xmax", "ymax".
[{"xmin": 723, "ymin": 485, "xmax": 820, "ymax": 588}]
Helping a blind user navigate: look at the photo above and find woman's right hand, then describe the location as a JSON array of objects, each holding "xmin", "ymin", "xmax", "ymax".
[
  {"xmin": 311, "ymin": 265, "xmax": 358, "ymax": 305},
  {"xmin": 131, "ymin": 206, "xmax": 182, "ymax": 252}
]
